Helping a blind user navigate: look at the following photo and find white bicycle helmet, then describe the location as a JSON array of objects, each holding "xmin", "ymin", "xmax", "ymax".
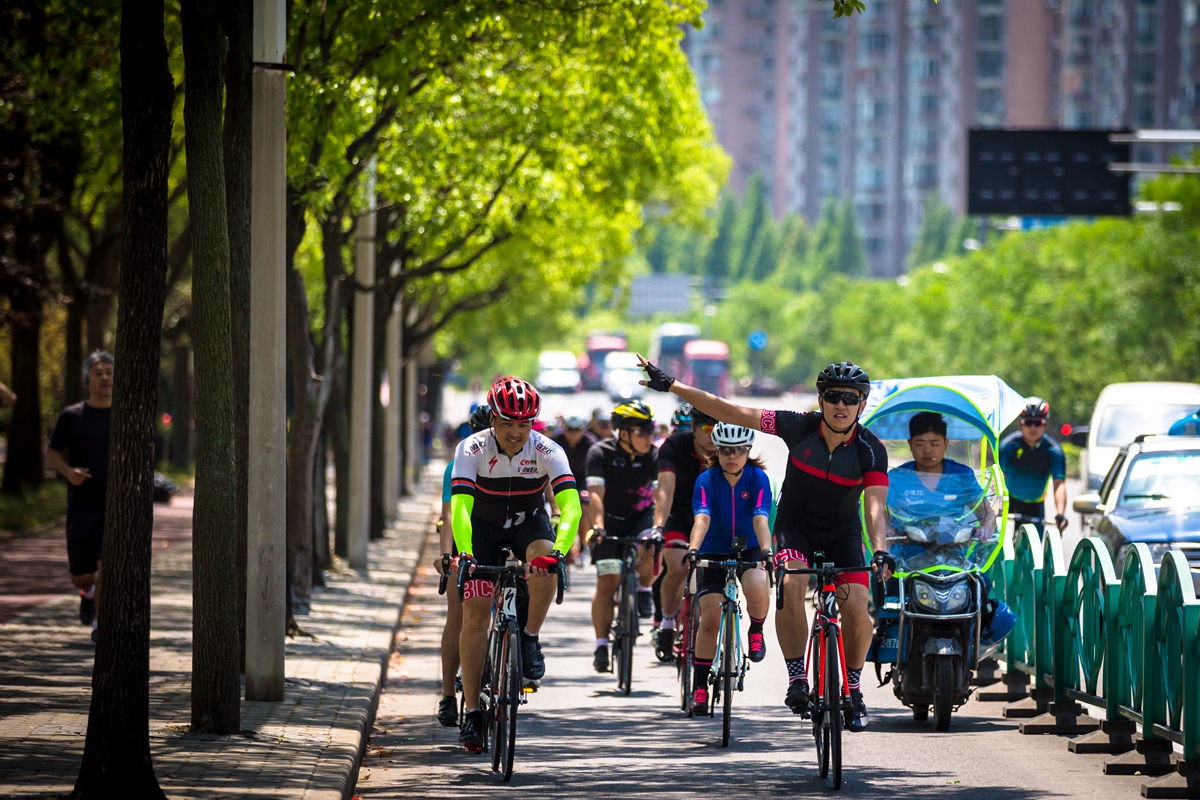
[{"xmin": 711, "ymin": 422, "xmax": 755, "ymax": 448}]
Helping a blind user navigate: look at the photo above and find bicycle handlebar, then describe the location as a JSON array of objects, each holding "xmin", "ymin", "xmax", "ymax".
[
  {"xmin": 774, "ymin": 563, "xmax": 873, "ymax": 610},
  {"xmin": 455, "ymin": 550, "xmax": 567, "ymax": 605},
  {"xmin": 437, "ymin": 553, "xmax": 451, "ymax": 596},
  {"xmin": 1009, "ymin": 513, "xmax": 1047, "ymax": 524}
]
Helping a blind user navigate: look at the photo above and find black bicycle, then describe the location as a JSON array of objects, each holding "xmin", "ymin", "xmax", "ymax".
[
  {"xmin": 687, "ymin": 537, "xmax": 772, "ymax": 746},
  {"xmin": 775, "ymin": 557, "xmax": 871, "ymax": 790},
  {"xmin": 456, "ymin": 549, "xmax": 564, "ymax": 781},
  {"xmin": 594, "ymin": 531, "xmax": 662, "ymax": 695}
]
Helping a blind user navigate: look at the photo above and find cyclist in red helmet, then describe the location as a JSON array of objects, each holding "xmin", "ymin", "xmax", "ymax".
[{"xmin": 450, "ymin": 376, "xmax": 583, "ymax": 751}]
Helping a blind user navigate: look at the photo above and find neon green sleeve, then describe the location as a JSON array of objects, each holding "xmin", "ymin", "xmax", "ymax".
[
  {"xmin": 552, "ymin": 487, "xmax": 582, "ymax": 554},
  {"xmin": 451, "ymin": 494, "xmax": 475, "ymax": 555}
]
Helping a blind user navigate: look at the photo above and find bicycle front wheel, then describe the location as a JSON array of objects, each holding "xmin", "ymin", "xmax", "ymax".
[
  {"xmin": 813, "ymin": 633, "xmax": 829, "ymax": 779},
  {"xmin": 618, "ymin": 570, "xmax": 636, "ymax": 695},
  {"xmin": 490, "ymin": 634, "xmax": 506, "ymax": 772},
  {"xmin": 721, "ymin": 606, "xmax": 735, "ymax": 747},
  {"xmin": 500, "ymin": 626, "xmax": 520, "ymax": 781},
  {"xmin": 825, "ymin": 626, "xmax": 843, "ymax": 790}
]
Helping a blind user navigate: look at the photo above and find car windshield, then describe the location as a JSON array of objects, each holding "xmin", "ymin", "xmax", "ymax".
[
  {"xmin": 691, "ymin": 360, "xmax": 727, "ymax": 378},
  {"xmin": 608, "ymin": 368, "xmax": 641, "ymax": 383},
  {"xmin": 1097, "ymin": 404, "xmax": 1197, "ymax": 447},
  {"xmin": 1117, "ymin": 451, "xmax": 1200, "ymax": 510}
]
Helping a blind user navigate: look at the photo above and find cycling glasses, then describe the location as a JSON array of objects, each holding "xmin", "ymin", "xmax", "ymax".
[
  {"xmin": 695, "ymin": 423, "xmax": 715, "ymax": 434},
  {"xmin": 1022, "ymin": 418, "xmax": 1046, "ymax": 427},
  {"xmin": 821, "ymin": 390, "xmax": 864, "ymax": 407},
  {"xmin": 717, "ymin": 446, "xmax": 750, "ymax": 457}
]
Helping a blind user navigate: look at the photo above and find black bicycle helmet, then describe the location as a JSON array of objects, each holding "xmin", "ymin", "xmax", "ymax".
[
  {"xmin": 612, "ymin": 399, "xmax": 655, "ymax": 430},
  {"xmin": 1021, "ymin": 396, "xmax": 1050, "ymax": 420},
  {"xmin": 469, "ymin": 404, "xmax": 492, "ymax": 433},
  {"xmin": 816, "ymin": 361, "xmax": 871, "ymax": 397},
  {"xmin": 689, "ymin": 405, "xmax": 717, "ymax": 427}
]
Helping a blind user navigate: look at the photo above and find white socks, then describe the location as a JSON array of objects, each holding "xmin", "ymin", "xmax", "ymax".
[{"xmin": 596, "ymin": 637, "xmax": 609, "ymax": 647}]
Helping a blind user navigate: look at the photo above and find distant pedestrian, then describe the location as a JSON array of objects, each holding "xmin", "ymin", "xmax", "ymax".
[{"xmin": 45, "ymin": 351, "xmax": 114, "ymax": 645}]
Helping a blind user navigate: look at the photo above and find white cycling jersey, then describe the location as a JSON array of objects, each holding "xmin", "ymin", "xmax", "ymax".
[{"xmin": 451, "ymin": 430, "xmax": 576, "ymax": 528}]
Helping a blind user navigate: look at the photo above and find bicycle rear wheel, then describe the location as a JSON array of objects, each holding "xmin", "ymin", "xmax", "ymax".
[
  {"xmin": 500, "ymin": 626, "xmax": 520, "ymax": 781},
  {"xmin": 825, "ymin": 626, "xmax": 843, "ymax": 790},
  {"xmin": 721, "ymin": 606, "xmax": 735, "ymax": 747},
  {"xmin": 679, "ymin": 593, "xmax": 696, "ymax": 713}
]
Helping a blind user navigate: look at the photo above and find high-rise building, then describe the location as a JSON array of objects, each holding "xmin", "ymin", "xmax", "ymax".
[{"xmin": 682, "ymin": 0, "xmax": 1200, "ymax": 276}]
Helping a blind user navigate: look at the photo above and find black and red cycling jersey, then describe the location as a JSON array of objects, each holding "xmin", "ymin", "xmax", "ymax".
[
  {"xmin": 760, "ymin": 409, "xmax": 888, "ymax": 542},
  {"xmin": 656, "ymin": 431, "xmax": 707, "ymax": 537}
]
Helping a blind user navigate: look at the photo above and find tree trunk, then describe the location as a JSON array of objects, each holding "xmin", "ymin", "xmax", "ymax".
[
  {"xmin": 369, "ymin": 320, "xmax": 386, "ymax": 539},
  {"xmin": 1, "ymin": 302, "xmax": 44, "ymax": 494},
  {"xmin": 221, "ymin": 0, "xmax": 252, "ymax": 674},
  {"xmin": 312, "ymin": 439, "xmax": 330, "ymax": 584},
  {"xmin": 331, "ymin": 347, "xmax": 351, "ymax": 557},
  {"xmin": 181, "ymin": 0, "xmax": 239, "ymax": 735},
  {"xmin": 68, "ymin": 0, "xmax": 173, "ymax": 792},
  {"xmin": 169, "ymin": 339, "xmax": 192, "ymax": 469},
  {"xmin": 286, "ymin": 266, "xmax": 320, "ymax": 610}
]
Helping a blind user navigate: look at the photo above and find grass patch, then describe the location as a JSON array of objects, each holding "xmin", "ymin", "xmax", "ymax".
[
  {"xmin": 0, "ymin": 480, "xmax": 67, "ymax": 533},
  {"xmin": 156, "ymin": 463, "xmax": 195, "ymax": 489}
]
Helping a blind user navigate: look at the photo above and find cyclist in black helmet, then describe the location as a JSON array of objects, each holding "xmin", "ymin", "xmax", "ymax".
[{"xmin": 636, "ymin": 356, "xmax": 892, "ymax": 733}]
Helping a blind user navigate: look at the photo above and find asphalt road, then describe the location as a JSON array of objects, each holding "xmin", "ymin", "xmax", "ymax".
[{"xmin": 358, "ymin": 553, "xmax": 1144, "ymax": 798}]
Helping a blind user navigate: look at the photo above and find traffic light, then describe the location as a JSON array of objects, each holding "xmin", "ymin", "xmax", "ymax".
[{"xmin": 967, "ymin": 129, "xmax": 1131, "ymax": 217}]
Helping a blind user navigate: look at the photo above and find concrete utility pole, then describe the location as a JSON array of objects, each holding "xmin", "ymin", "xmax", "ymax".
[
  {"xmin": 246, "ymin": 0, "xmax": 287, "ymax": 702},
  {"xmin": 383, "ymin": 288, "xmax": 401, "ymax": 522},
  {"xmin": 404, "ymin": 333, "xmax": 421, "ymax": 495},
  {"xmin": 347, "ymin": 162, "xmax": 376, "ymax": 570}
]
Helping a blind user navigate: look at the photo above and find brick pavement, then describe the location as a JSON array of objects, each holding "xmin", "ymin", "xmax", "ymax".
[{"xmin": 0, "ymin": 474, "xmax": 437, "ymax": 799}]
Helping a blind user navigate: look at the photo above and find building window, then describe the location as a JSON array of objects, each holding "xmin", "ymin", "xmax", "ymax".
[
  {"xmin": 822, "ymin": 41, "xmax": 844, "ymax": 65},
  {"xmin": 866, "ymin": 237, "xmax": 884, "ymax": 255},
  {"xmin": 701, "ymin": 54, "xmax": 722, "ymax": 73},
  {"xmin": 920, "ymin": 94, "xmax": 938, "ymax": 114},
  {"xmin": 703, "ymin": 86, "xmax": 723, "ymax": 104},
  {"xmin": 1133, "ymin": 53, "xmax": 1156, "ymax": 85},
  {"xmin": 822, "ymin": 71, "xmax": 843, "ymax": 99},
  {"xmin": 978, "ymin": 88, "xmax": 1003, "ymax": 116},
  {"xmin": 978, "ymin": 15, "xmax": 1003, "ymax": 43},
  {"xmin": 917, "ymin": 163, "xmax": 938, "ymax": 188},
  {"xmin": 764, "ymin": 56, "xmax": 774, "ymax": 72},
  {"xmin": 978, "ymin": 50, "xmax": 1004, "ymax": 79},
  {"xmin": 1136, "ymin": 93, "xmax": 1156, "ymax": 125},
  {"xmin": 861, "ymin": 32, "xmax": 891, "ymax": 55}
]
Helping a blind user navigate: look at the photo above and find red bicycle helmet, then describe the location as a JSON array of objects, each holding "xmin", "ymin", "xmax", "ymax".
[{"xmin": 487, "ymin": 376, "xmax": 541, "ymax": 421}]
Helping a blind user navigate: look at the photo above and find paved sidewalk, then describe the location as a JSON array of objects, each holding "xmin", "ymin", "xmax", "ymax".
[{"xmin": 0, "ymin": 474, "xmax": 437, "ymax": 799}]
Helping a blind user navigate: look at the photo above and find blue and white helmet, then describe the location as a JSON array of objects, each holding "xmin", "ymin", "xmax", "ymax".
[{"xmin": 711, "ymin": 422, "xmax": 755, "ymax": 448}]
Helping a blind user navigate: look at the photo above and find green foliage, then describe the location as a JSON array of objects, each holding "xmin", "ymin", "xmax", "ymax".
[
  {"xmin": 909, "ymin": 195, "xmax": 957, "ymax": 268},
  {"xmin": 0, "ymin": 479, "xmax": 66, "ymax": 532}
]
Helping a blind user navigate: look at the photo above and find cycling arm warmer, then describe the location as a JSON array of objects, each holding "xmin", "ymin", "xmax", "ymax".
[
  {"xmin": 451, "ymin": 494, "xmax": 475, "ymax": 555},
  {"xmin": 552, "ymin": 487, "xmax": 582, "ymax": 554}
]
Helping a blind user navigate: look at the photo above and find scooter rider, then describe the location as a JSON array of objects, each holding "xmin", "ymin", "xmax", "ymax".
[
  {"xmin": 637, "ymin": 356, "xmax": 892, "ymax": 733},
  {"xmin": 649, "ymin": 403, "xmax": 717, "ymax": 662}
]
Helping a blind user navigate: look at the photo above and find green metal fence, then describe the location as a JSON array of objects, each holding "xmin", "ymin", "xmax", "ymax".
[{"xmin": 995, "ymin": 525, "xmax": 1200, "ymax": 779}]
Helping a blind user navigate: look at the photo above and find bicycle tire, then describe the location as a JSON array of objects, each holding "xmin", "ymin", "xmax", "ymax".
[
  {"xmin": 501, "ymin": 626, "xmax": 520, "ymax": 781},
  {"xmin": 680, "ymin": 594, "xmax": 695, "ymax": 713},
  {"xmin": 826, "ymin": 625, "xmax": 843, "ymax": 790},
  {"xmin": 619, "ymin": 568, "xmax": 636, "ymax": 695},
  {"xmin": 813, "ymin": 632, "xmax": 828, "ymax": 779},
  {"xmin": 721, "ymin": 605, "xmax": 735, "ymax": 747},
  {"xmin": 490, "ymin": 631, "xmax": 507, "ymax": 772}
]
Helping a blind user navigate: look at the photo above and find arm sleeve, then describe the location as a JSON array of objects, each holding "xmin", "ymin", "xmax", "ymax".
[
  {"xmin": 862, "ymin": 436, "xmax": 889, "ymax": 488},
  {"xmin": 692, "ymin": 471, "xmax": 712, "ymax": 517},
  {"xmin": 1051, "ymin": 442, "xmax": 1067, "ymax": 481},
  {"xmin": 585, "ymin": 443, "xmax": 606, "ymax": 488},
  {"xmin": 551, "ymin": 487, "xmax": 582, "ymax": 553},
  {"xmin": 450, "ymin": 494, "xmax": 475, "ymax": 555},
  {"xmin": 441, "ymin": 461, "xmax": 455, "ymax": 504},
  {"xmin": 752, "ymin": 468, "xmax": 772, "ymax": 517}
]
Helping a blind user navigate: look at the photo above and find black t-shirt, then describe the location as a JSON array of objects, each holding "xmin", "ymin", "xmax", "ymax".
[
  {"xmin": 657, "ymin": 431, "xmax": 707, "ymax": 533},
  {"xmin": 585, "ymin": 437, "xmax": 657, "ymax": 520},
  {"xmin": 552, "ymin": 430, "xmax": 598, "ymax": 489},
  {"xmin": 48, "ymin": 401, "xmax": 112, "ymax": 513},
  {"xmin": 759, "ymin": 409, "xmax": 888, "ymax": 541}
]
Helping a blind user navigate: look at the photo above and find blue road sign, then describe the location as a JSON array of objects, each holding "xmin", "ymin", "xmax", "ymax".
[{"xmin": 748, "ymin": 330, "xmax": 768, "ymax": 351}]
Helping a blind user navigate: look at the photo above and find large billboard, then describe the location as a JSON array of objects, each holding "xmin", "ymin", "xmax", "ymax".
[{"xmin": 967, "ymin": 129, "xmax": 1131, "ymax": 217}]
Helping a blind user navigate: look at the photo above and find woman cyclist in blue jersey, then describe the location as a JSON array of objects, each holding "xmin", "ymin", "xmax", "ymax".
[{"xmin": 686, "ymin": 423, "xmax": 773, "ymax": 715}]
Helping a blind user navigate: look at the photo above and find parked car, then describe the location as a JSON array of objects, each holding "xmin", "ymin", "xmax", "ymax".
[
  {"xmin": 580, "ymin": 334, "xmax": 628, "ymax": 390},
  {"xmin": 1070, "ymin": 382, "xmax": 1200, "ymax": 490},
  {"xmin": 536, "ymin": 350, "xmax": 582, "ymax": 393},
  {"xmin": 602, "ymin": 351, "xmax": 645, "ymax": 400},
  {"xmin": 1074, "ymin": 434, "xmax": 1200, "ymax": 593}
]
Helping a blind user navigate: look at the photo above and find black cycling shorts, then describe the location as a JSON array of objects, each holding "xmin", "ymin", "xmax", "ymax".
[
  {"xmin": 696, "ymin": 547, "xmax": 764, "ymax": 598},
  {"xmin": 66, "ymin": 510, "xmax": 105, "ymax": 576},
  {"xmin": 774, "ymin": 527, "xmax": 868, "ymax": 587},
  {"xmin": 592, "ymin": 506, "xmax": 655, "ymax": 563},
  {"xmin": 469, "ymin": 512, "xmax": 555, "ymax": 567}
]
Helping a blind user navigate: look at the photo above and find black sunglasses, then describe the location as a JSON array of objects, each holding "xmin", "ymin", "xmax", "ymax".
[
  {"xmin": 1022, "ymin": 418, "xmax": 1046, "ymax": 427},
  {"xmin": 822, "ymin": 390, "xmax": 863, "ymax": 407},
  {"xmin": 717, "ymin": 446, "xmax": 750, "ymax": 457}
]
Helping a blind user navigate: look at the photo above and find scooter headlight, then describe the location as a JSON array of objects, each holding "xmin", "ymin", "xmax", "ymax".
[
  {"xmin": 911, "ymin": 579, "xmax": 971, "ymax": 613},
  {"xmin": 946, "ymin": 582, "xmax": 970, "ymax": 613},
  {"xmin": 913, "ymin": 581, "xmax": 937, "ymax": 611}
]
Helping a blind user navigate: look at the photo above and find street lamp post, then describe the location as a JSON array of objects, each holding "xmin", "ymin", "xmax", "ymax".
[{"xmin": 245, "ymin": 0, "xmax": 287, "ymax": 702}]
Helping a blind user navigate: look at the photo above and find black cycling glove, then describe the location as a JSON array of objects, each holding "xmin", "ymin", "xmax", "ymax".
[
  {"xmin": 872, "ymin": 550, "xmax": 896, "ymax": 575},
  {"xmin": 685, "ymin": 549, "xmax": 700, "ymax": 565},
  {"xmin": 643, "ymin": 360, "xmax": 676, "ymax": 393}
]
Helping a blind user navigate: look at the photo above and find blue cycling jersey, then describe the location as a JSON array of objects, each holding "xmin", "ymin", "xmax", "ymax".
[
  {"xmin": 998, "ymin": 432, "xmax": 1065, "ymax": 503},
  {"xmin": 692, "ymin": 464, "xmax": 772, "ymax": 553}
]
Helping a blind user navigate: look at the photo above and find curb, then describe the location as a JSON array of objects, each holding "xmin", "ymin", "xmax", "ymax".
[{"xmin": 341, "ymin": 488, "xmax": 438, "ymax": 800}]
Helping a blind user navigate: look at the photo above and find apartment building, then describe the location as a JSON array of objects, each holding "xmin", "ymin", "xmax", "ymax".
[{"xmin": 683, "ymin": 0, "xmax": 1200, "ymax": 276}]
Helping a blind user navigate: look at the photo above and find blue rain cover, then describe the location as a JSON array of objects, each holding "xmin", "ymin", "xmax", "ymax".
[{"xmin": 861, "ymin": 376, "xmax": 1025, "ymax": 448}]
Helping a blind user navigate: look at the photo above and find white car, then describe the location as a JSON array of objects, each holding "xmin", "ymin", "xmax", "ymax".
[
  {"xmin": 604, "ymin": 368, "xmax": 646, "ymax": 401},
  {"xmin": 1074, "ymin": 382, "xmax": 1200, "ymax": 489},
  {"xmin": 536, "ymin": 350, "xmax": 582, "ymax": 393}
]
